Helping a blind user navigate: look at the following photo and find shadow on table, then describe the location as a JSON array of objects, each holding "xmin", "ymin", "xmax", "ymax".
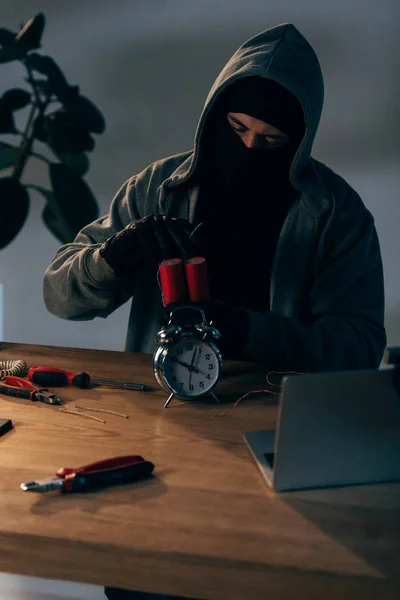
[
  {"xmin": 140, "ymin": 360, "xmax": 279, "ymax": 459},
  {"xmin": 282, "ymin": 483, "xmax": 400, "ymax": 580},
  {"xmin": 143, "ymin": 363, "xmax": 400, "ymax": 583},
  {"xmin": 28, "ymin": 472, "xmax": 169, "ymax": 517}
]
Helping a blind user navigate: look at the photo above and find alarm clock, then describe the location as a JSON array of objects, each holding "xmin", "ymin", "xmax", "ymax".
[{"xmin": 153, "ymin": 306, "xmax": 222, "ymax": 408}]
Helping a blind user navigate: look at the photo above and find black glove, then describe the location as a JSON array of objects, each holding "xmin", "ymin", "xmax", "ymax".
[
  {"xmin": 165, "ymin": 299, "xmax": 250, "ymax": 360},
  {"xmin": 99, "ymin": 215, "xmax": 199, "ymax": 278}
]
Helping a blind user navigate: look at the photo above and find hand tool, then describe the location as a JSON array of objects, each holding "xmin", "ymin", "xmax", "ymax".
[
  {"xmin": 0, "ymin": 376, "xmax": 62, "ymax": 405},
  {"xmin": 0, "ymin": 360, "xmax": 28, "ymax": 378},
  {"xmin": 28, "ymin": 366, "xmax": 151, "ymax": 391},
  {"xmin": 20, "ymin": 455, "xmax": 154, "ymax": 493}
]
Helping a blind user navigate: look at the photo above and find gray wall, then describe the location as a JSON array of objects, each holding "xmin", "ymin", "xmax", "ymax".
[{"xmin": 1, "ymin": 0, "xmax": 399, "ymax": 353}]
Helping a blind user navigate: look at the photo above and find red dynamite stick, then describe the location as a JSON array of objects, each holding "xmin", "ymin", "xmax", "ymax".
[
  {"xmin": 159, "ymin": 258, "xmax": 188, "ymax": 306},
  {"xmin": 184, "ymin": 257, "xmax": 210, "ymax": 301}
]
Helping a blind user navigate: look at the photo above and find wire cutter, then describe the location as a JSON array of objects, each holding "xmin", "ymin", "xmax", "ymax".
[
  {"xmin": 20, "ymin": 455, "xmax": 155, "ymax": 493},
  {"xmin": 0, "ymin": 376, "xmax": 61, "ymax": 405}
]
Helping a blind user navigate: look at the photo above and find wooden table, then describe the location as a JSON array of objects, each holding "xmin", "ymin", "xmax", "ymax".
[{"xmin": 0, "ymin": 342, "xmax": 399, "ymax": 599}]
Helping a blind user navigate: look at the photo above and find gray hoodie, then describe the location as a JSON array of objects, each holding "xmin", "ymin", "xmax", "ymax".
[{"xmin": 43, "ymin": 23, "xmax": 386, "ymax": 371}]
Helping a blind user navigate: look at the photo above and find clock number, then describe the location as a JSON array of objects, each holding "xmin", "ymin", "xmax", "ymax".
[
  {"xmin": 199, "ymin": 381, "xmax": 204, "ymax": 388},
  {"xmin": 186, "ymin": 344, "xmax": 193, "ymax": 351},
  {"xmin": 205, "ymin": 353, "xmax": 211, "ymax": 360},
  {"xmin": 168, "ymin": 367, "xmax": 173, "ymax": 373},
  {"xmin": 171, "ymin": 376, "xmax": 177, "ymax": 382},
  {"xmin": 179, "ymin": 382, "xmax": 184, "ymax": 389},
  {"xmin": 189, "ymin": 384, "xmax": 194, "ymax": 391},
  {"xmin": 176, "ymin": 348, "xmax": 183, "ymax": 356},
  {"xmin": 206, "ymin": 374, "xmax": 211, "ymax": 380},
  {"xmin": 208, "ymin": 364, "xmax": 214, "ymax": 370}
]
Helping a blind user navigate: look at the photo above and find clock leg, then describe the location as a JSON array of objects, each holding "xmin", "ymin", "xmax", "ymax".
[
  {"xmin": 164, "ymin": 393, "xmax": 175, "ymax": 408},
  {"xmin": 209, "ymin": 392, "xmax": 220, "ymax": 404}
]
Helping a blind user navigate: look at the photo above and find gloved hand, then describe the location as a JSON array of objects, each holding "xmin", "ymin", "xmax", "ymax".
[
  {"xmin": 165, "ymin": 299, "xmax": 250, "ymax": 360},
  {"xmin": 99, "ymin": 215, "xmax": 200, "ymax": 278}
]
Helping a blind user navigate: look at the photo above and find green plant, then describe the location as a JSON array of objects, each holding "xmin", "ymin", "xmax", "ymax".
[{"xmin": 0, "ymin": 13, "xmax": 105, "ymax": 249}]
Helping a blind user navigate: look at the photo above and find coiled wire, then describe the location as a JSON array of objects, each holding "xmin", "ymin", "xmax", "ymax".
[{"xmin": 0, "ymin": 360, "xmax": 28, "ymax": 379}]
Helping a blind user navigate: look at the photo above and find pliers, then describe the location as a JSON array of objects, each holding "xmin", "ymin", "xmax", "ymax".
[
  {"xmin": 0, "ymin": 376, "xmax": 61, "ymax": 405},
  {"xmin": 20, "ymin": 455, "xmax": 154, "ymax": 493}
]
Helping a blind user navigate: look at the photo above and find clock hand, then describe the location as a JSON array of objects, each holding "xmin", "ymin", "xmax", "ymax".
[
  {"xmin": 189, "ymin": 348, "xmax": 198, "ymax": 386},
  {"xmin": 191, "ymin": 348, "xmax": 197, "ymax": 367},
  {"xmin": 172, "ymin": 357, "xmax": 200, "ymax": 373},
  {"xmin": 190, "ymin": 349, "xmax": 209, "ymax": 376},
  {"xmin": 172, "ymin": 357, "xmax": 191, "ymax": 368}
]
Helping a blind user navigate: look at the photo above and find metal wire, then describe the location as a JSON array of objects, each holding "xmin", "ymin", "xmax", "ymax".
[{"xmin": 0, "ymin": 360, "xmax": 28, "ymax": 380}]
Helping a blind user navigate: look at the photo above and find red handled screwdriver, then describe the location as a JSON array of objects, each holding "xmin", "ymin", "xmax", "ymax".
[{"xmin": 28, "ymin": 366, "xmax": 151, "ymax": 391}]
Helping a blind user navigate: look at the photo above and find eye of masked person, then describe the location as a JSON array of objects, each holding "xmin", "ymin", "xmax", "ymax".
[{"xmin": 227, "ymin": 112, "xmax": 290, "ymax": 150}]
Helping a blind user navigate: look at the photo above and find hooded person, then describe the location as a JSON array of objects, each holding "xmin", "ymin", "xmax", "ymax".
[
  {"xmin": 43, "ymin": 23, "xmax": 386, "ymax": 373},
  {"xmin": 197, "ymin": 76, "xmax": 305, "ymax": 302}
]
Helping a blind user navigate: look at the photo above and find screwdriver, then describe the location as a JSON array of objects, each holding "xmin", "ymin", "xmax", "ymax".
[{"xmin": 28, "ymin": 366, "xmax": 151, "ymax": 391}]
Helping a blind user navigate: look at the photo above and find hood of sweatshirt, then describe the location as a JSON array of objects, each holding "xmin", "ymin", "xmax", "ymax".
[{"xmin": 168, "ymin": 22, "xmax": 324, "ymax": 192}]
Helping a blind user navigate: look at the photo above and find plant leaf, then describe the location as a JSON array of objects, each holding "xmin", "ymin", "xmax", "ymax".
[
  {"xmin": 15, "ymin": 12, "xmax": 45, "ymax": 51},
  {"xmin": 85, "ymin": 135, "xmax": 95, "ymax": 152},
  {"xmin": 0, "ymin": 142, "xmax": 20, "ymax": 171},
  {"xmin": 26, "ymin": 184, "xmax": 73, "ymax": 243},
  {"xmin": 32, "ymin": 114, "xmax": 50, "ymax": 142},
  {"xmin": 25, "ymin": 77, "xmax": 51, "ymax": 96},
  {"xmin": 0, "ymin": 177, "xmax": 30, "ymax": 249},
  {"xmin": 0, "ymin": 99, "xmax": 17, "ymax": 133},
  {"xmin": 0, "ymin": 28, "xmax": 18, "ymax": 46},
  {"xmin": 43, "ymin": 111, "xmax": 93, "ymax": 154},
  {"xmin": 25, "ymin": 183, "xmax": 54, "ymax": 203},
  {"xmin": 56, "ymin": 152, "xmax": 89, "ymax": 176},
  {"xmin": 47, "ymin": 163, "xmax": 98, "ymax": 243},
  {"xmin": 25, "ymin": 52, "xmax": 50, "ymax": 71},
  {"xmin": 25, "ymin": 53, "xmax": 69, "ymax": 102},
  {"xmin": 0, "ymin": 42, "xmax": 26, "ymax": 63},
  {"xmin": 67, "ymin": 85, "xmax": 80, "ymax": 101},
  {"xmin": 67, "ymin": 95, "xmax": 106, "ymax": 134},
  {"xmin": 42, "ymin": 204, "xmax": 77, "ymax": 244},
  {"xmin": 27, "ymin": 184, "xmax": 75, "ymax": 243},
  {"xmin": 2, "ymin": 88, "xmax": 31, "ymax": 111}
]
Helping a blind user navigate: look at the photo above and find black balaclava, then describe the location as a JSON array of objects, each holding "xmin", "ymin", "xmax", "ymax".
[
  {"xmin": 209, "ymin": 76, "xmax": 304, "ymax": 201},
  {"xmin": 196, "ymin": 76, "xmax": 305, "ymax": 312}
]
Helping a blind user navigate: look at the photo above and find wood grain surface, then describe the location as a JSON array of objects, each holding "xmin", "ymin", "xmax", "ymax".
[{"xmin": 0, "ymin": 341, "xmax": 399, "ymax": 599}]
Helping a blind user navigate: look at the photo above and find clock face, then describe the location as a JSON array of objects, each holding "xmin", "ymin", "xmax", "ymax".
[{"xmin": 162, "ymin": 339, "xmax": 220, "ymax": 398}]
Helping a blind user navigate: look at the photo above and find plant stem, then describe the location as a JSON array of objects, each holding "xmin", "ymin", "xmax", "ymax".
[
  {"xmin": 12, "ymin": 101, "xmax": 36, "ymax": 180},
  {"xmin": 12, "ymin": 59, "xmax": 51, "ymax": 181},
  {"xmin": 25, "ymin": 59, "xmax": 45, "ymax": 110}
]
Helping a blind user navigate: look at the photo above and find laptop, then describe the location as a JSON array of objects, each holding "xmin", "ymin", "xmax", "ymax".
[{"xmin": 243, "ymin": 367, "xmax": 400, "ymax": 492}]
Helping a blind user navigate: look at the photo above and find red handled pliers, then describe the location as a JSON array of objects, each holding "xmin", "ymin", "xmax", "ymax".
[
  {"xmin": 20, "ymin": 455, "xmax": 154, "ymax": 493},
  {"xmin": 0, "ymin": 376, "xmax": 61, "ymax": 405}
]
